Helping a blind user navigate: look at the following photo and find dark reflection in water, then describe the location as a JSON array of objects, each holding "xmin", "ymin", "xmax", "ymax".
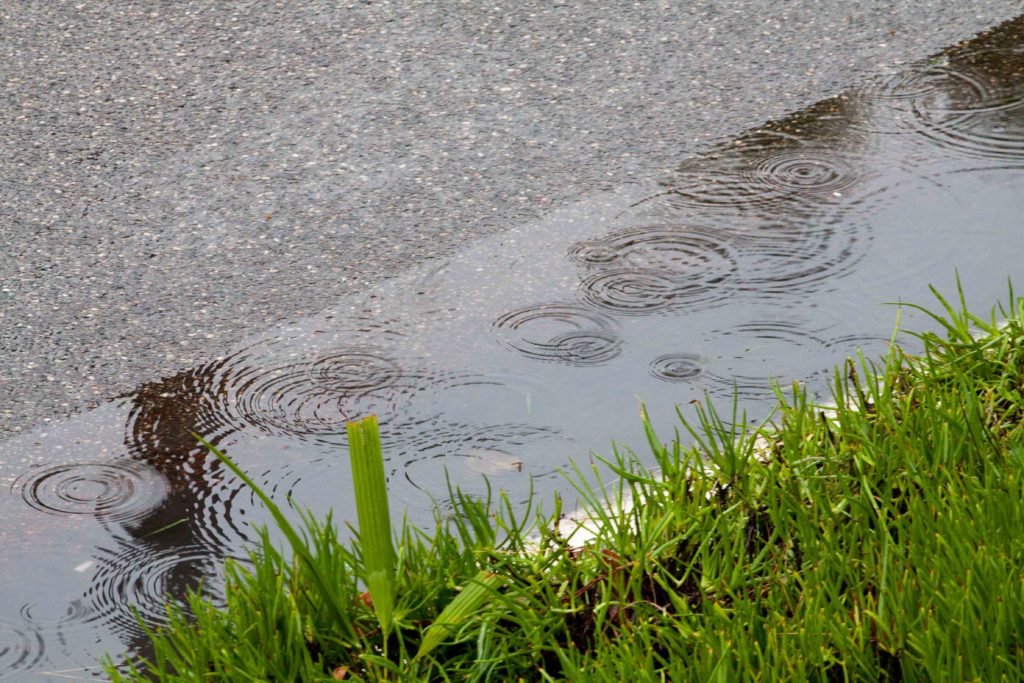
[
  {"xmin": 850, "ymin": 45, "xmax": 1024, "ymax": 155},
  {"xmin": 3, "ymin": 14, "xmax": 1024, "ymax": 680},
  {"xmin": 914, "ymin": 48, "xmax": 1024, "ymax": 164},
  {"xmin": 125, "ymin": 369, "xmax": 248, "ymax": 546},
  {"xmin": 79, "ymin": 369, "xmax": 245, "ymax": 657},
  {"xmin": 640, "ymin": 128, "xmax": 879, "ymax": 217},
  {"xmin": 86, "ymin": 543, "xmax": 220, "ymax": 639}
]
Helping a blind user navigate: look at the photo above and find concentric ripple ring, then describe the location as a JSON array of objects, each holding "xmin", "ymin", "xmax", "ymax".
[
  {"xmin": 579, "ymin": 268, "xmax": 682, "ymax": 315},
  {"xmin": 649, "ymin": 353, "xmax": 706, "ymax": 382},
  {"xmin": 493, "ymin": 304, "xmax": 622, "ymax": 366},
  {"xmin": 12, "ymin": 462, "xmax": 168, "ymax": 526}
]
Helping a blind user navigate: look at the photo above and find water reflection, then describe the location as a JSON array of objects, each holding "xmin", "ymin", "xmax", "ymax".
[
  {"xmin": 640, "ymin": 128, "xmax": 881, "ymax": 218},
  {"xmin": 86, "ymin": 542, "xmax": 221, "ymax": 640},
  {"xmin": 850, "ymin": 44, "xmax": 1024, "ymax": 157},
  {"xmin": 3, "ymin": 14, "xmax": 1024, "ymax": 679}
]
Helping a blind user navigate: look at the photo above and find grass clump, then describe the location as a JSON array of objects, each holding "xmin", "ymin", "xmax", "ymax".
[{"xmin": 107, "ymin": 286, "xmax": 1024, "ymax": 681}]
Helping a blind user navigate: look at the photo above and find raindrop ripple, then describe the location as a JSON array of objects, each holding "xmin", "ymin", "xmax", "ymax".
[
  {"xmin": 0, "ymin": 621, "xmax": 44, "ymax": 680},
  {"xmin": 649, "ymin": 353, "xmax": 706, "ymax": 382},
  {"xmin": 12, "ymin": 462, "xmax": 169, "ymax": 527},
  {"xmin": 493, "ymin": 304, "xmax": 622, "ymax": 366}
]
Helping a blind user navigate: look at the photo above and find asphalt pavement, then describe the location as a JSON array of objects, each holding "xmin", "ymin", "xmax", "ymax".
[{"xmin": 2, "ymin": 1, "xmax": 1022, "ymax": 435}]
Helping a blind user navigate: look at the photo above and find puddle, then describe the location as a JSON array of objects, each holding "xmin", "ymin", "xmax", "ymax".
[{"xmin": 3, "ymin": 15, "xmax": 1024, "ymax": 678}]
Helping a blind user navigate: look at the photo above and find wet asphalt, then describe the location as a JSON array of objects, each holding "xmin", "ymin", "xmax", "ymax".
[{"xmin": 2, "ymin": 1, "xmax": 1022, "ymax": 436}]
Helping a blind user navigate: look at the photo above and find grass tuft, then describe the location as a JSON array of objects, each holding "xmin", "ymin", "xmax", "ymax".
[{"xmin": 106, "ymin": 284, "xmax": 1024, "ymax": 681}]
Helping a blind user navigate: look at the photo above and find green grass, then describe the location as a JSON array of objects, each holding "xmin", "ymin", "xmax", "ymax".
[{"xmin": 106, "ymin": 285, "xmax": 1024, "ymax": 681}]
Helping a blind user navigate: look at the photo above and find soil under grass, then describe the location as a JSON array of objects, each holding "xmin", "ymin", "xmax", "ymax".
[{"xmin": 107, "ymin": 286, "xmax": 1024, "ymax": 681}]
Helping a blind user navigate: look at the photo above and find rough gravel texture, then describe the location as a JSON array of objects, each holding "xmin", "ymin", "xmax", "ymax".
[{"xmin": 2, "ymin": 1, "xmax": 1021, "ymax": 435}]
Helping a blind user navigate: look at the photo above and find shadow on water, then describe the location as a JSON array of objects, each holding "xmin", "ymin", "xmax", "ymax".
[{"xmin": 2, "ymin": 14, "xmax": 1024, "ymax": 679}]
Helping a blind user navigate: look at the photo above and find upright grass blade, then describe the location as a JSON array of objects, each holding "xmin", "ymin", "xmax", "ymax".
[
  {"xmin": 347, "ymin": 416, "xmax": 397, "ymax": 637},
  {"xmin": 415, "ymin": 570, "xmax": 505, "ymax": 660},
  {"xmin": 195, "ymin": 435, "xmax": 356, "ymax": 641}
]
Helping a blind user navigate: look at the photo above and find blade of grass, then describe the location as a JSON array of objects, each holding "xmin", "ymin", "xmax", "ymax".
[
  {"xmin": 415, "ymin": 570, "xmax": 505, "ymax": 660},
  {"xmin": 347, "ymin": 415, "xmax": 397, "ymax": 637}
]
